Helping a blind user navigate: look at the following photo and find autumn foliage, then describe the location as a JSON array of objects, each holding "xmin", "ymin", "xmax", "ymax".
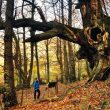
[{"xmin": 9, "ymin": 80, "xmax": 110, "ymax": 110}]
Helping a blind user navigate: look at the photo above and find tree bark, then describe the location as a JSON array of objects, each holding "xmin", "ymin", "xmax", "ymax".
[
  {"xmin": 63, "ymin": 41, "xmax": 69, "ymax": 83},
  {"xmin": 77, "ymin": 0, "xmax": 110, "ymax": 82},
  {"xmin": 13, "ymin": 30, "xmax": 23, "ymax": 88},
  {"xmin": 4, "ymin": 0, "xmax": 17, "ymax": 107},
  {"xmin": 35, "ymin": 43, "xmax": 40, "ymax": 80},
  {"xmin": 68, "ymin": 0, "xmax": 76, "ymax": 82},
  {"xmin": 26, "ymin": 0, "xmax": 35, "ymax": 87},
  {"xmin": 78, "ymin": 61, "xmax": 81, "ymax": 81},
  {"xmin": 0, "ymin": 0, "xmax": 2, "ymax": 16},
  {"xmin": 61, "ymin": 0, "xmax": 69, "ymax": 83},
  {"xmin": 56, "ymin": 38, "xmax": 63, "ymax": 83},
  {"xmin": 45, "ymin": 40, "xmax": 50, "ymax": 82}
]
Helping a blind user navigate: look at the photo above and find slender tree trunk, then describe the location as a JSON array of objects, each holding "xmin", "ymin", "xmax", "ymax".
[
  {"xmin": 45, "ymin": 40, "xmax": 50, "ymax": 82},
  {"xmin": 21, "ymin": 1, "xmax": 28, "ymax": 87},
  {"xmin": 56, "ymin": 2, "xmax": 63, "ymax": 83},
  {"xmin": 23, "ymin": 28, "xmax": 28, "ymax": 77},
  {"xmin": 22, "ymin": 27, "xmax": 28, "ymax": 87},
  {"xmin": 26, "ymin": 40, "xmax": 34, "ymax": 87},
  {"xmin": 63, "ymin": 41, "xmax": 69, "ymax": 83},
  {"xmin": 56, "ymin": 38, "xmax": 63, "ymax": 83},
  {"xmin": 35, "ymin": 43, "xmax": 40, "ymax": 80},
  {"xmin": 13, "ymin": 30, "xmax": 23, "ymax": 88},
  {"xmin": 26, "ymin": 0, "xmax": 35, "ymax": 87},
  {"xmin": 42, "ymin": 0, "xmax": 49, "ymax": 83},
  {"xmin": 61, "ymin": 0, "xmax": 64, "ymax": 23},
  {"xmin": 61, "ymin": 0, "xmax": 69, "ymax": 83},
  {"xmin": 22, "ymin": 0, "xmax": 27, "ymax": 76},
  {"xmin": 68, "ymin": 0, "xmax": 76, "ymax": 82},
  {"xmin": 78, "ymin": 61, "xmax": 81, "ymax": 80},
  {"xmin": 4, "ymin": 0, "xmax": 17, "ymax": 107},
  {"xmin": 68, "ymin": 43, "xmax": 76, "ymax": 82},
  {"xmin": 0, "ymin": 0, "xmax": 2, "ymax": 16},
  {"xmin": 59, "ymin": 40, "xmax": 63, "ymax": 83}
]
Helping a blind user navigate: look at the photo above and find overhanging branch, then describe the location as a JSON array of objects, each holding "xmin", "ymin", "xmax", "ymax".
[{"xmin": 25, "ymin": 28, "xmax": 59, "ymax": 42}]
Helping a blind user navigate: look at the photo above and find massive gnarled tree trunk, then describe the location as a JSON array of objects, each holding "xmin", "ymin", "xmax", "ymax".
[{"xmin": 76, "ymin": 0, "xmax": 110, "ymax": 81}]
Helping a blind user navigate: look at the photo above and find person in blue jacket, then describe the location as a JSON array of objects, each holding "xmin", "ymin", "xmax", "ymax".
[{"xmin": 33, "ymin": 78, "xmax": 40, "ymax": 100}]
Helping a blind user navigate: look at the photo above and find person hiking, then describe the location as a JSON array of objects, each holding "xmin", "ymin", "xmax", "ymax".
[{"xmin": 33, "ymin": 78, "xmax": 40, "ymax": 100}]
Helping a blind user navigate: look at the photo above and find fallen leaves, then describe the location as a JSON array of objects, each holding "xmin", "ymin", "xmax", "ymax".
[{"xmin": 9, "ymin": 80, "xmax": 110, "ymax": 110}]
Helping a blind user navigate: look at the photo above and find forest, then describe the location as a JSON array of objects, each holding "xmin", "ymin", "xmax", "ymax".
[{"xmin": 0, "ymin": 0, "xmax": 110, "ymax": 110}]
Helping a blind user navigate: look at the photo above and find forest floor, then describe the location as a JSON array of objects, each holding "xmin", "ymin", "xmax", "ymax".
[{"xmin": 1, "ymin": 80, "xmax": 110, "ymax": 110}]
